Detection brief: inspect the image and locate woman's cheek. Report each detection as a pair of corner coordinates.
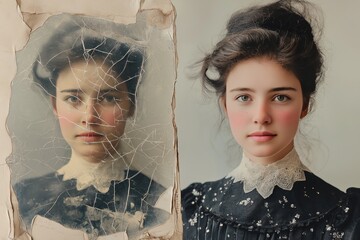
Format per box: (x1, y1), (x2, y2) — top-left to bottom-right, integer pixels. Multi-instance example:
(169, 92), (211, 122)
(58, 110), (79, 128)
(227, 110), (248, 132)
(276, 109), (301, 127)
(57, 115), (77, 140)
(101, 109), (124, 126)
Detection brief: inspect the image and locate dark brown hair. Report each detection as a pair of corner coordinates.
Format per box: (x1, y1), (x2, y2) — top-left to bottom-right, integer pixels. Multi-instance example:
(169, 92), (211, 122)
(200, 0), (323, 110)
(33, 18), (145, 111)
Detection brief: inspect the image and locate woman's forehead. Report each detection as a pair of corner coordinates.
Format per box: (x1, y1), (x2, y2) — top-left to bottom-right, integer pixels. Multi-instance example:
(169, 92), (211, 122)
(56, 60), (126, 92)
(226, 58), (301, 91)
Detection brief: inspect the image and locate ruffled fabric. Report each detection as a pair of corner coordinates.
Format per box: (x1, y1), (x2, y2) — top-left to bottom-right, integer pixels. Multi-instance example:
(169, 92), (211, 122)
(57, 157), (126, 193)
(227, 148), (308, 198)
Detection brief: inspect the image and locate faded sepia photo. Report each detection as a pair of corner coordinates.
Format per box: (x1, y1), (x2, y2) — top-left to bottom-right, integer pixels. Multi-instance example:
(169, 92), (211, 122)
(6, 6), (177, 240)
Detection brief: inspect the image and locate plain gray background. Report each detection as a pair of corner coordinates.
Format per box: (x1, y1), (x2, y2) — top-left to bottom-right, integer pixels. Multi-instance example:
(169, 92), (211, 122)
(173, 0), (360, 190)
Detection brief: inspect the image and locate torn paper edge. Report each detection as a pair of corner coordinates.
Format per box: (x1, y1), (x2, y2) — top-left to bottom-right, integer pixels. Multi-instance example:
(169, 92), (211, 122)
(0, 0), (181, 239)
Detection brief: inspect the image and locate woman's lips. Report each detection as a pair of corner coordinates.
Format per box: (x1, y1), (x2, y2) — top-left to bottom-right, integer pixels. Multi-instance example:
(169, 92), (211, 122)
(76, 132), (104, 142)
(248, 131), (277, 142)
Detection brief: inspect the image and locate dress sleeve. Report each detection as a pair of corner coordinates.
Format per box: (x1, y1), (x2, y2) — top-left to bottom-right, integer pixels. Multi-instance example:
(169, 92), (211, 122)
(343, 188), (360, 239)
(181, 183), (203, 224)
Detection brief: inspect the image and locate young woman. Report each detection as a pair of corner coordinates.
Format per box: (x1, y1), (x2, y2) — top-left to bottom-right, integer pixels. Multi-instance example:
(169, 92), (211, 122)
(182, 0), (360, 239)
(13, 18), (169, 239)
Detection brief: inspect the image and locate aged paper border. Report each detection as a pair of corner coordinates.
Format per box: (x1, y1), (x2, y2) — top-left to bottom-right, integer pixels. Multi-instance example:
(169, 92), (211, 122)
(0, 0), (181, 239)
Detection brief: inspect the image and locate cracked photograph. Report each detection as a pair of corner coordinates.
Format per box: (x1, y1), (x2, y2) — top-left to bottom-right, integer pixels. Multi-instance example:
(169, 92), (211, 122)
(6, 7), (177, 240)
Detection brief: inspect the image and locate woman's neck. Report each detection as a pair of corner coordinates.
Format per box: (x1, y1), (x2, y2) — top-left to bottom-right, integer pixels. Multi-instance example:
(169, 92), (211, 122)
(69, 150), (118, 164)
(244, 141), (294, 165)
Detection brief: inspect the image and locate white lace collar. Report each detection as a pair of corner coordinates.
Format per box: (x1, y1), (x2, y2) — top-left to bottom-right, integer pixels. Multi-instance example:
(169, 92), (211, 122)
(57, 156), (126, 193)
(227, 148), (309, 199)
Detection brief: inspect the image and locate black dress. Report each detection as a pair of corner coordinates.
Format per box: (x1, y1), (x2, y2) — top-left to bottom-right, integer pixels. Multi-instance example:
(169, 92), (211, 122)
(182, 172), (360, 239)
(14, 169), (169, 237)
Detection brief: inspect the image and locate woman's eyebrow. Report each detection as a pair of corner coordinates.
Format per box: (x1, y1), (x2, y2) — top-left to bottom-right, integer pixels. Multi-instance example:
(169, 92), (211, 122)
(229, 88), (254, 93)
(98, 89), (120, 94)
(59, 89), (82, 93)
(269, 87), (297, 92)
(229, 87), (297, 93)
(59, 89), (120, 94)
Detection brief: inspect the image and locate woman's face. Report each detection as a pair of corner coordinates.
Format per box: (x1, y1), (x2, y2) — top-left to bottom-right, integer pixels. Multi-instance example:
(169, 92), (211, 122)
(52, 59), (131, 163)
(223, 57), (306, 164)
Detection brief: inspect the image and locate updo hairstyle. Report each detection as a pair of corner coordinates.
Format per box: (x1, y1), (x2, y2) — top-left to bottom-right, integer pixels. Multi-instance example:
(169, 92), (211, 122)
(32, 19), (145, 113)
(201, 0), (323, 111)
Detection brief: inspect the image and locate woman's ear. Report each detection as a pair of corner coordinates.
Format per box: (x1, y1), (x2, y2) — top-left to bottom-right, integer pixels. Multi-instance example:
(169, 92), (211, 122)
(126, 102), (135, 118)
(300, 100), (310, 119)
(50, 96), (58, 116)
(300, 107), (308, 119)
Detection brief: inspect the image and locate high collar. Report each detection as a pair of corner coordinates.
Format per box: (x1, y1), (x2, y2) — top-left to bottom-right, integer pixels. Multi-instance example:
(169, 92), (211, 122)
(227, 148), (309, 198)
(57, 156), (126, 193)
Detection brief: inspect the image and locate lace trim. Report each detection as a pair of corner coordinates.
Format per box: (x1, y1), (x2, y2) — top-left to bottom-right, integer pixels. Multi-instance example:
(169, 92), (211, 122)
(227, 148), (309, 199)
(57, 157), (126, 193)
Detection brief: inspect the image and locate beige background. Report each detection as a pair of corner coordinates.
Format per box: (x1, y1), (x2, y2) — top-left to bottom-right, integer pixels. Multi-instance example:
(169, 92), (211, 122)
(173, 0), (360, 190)
(0, 0), (178, 239)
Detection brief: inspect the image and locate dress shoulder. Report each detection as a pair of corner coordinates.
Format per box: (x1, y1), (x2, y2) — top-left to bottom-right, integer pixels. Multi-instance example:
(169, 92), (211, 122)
(182, 183), (204, 204)
(181, 182), (204, 222)
(181, 179), (228, 227)
(127, 169), (166, 203)
(342, 187), (360, 239)
(13, 172), (70, 227)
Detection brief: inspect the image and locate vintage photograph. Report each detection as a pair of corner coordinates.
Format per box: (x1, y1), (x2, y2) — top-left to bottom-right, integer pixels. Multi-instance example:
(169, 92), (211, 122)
(5, 4), (177, 239)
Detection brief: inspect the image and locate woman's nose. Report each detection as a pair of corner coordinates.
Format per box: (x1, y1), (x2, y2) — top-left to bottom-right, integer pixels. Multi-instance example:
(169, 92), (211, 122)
(81, 100), (100, 125)
(253, 102), (272, 125)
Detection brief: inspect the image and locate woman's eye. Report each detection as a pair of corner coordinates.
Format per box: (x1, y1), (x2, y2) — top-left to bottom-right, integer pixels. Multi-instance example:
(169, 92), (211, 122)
(100, 95), (117, 103)
(65, 95), (81, 104)
(274, 95), (290, 102)
(236, 95), (250, 102)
